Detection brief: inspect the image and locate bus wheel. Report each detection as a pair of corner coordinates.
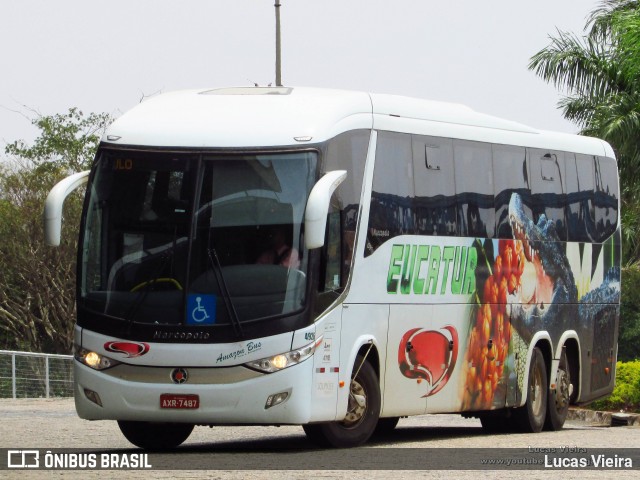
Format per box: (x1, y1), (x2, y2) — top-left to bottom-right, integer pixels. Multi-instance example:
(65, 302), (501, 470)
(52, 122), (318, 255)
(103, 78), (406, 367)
(514, 347), (547, 433)
(117, 421), (193, 450)
(544, 350), (571, 431)
(303, 356), (380, 448)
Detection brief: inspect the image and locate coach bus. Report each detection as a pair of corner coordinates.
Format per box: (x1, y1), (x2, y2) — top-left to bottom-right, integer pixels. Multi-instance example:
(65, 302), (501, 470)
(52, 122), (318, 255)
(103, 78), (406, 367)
(44, 87), (620, 449)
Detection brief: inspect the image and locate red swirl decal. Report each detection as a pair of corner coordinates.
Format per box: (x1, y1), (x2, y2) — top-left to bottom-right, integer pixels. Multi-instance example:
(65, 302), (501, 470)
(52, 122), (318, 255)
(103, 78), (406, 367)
(104, 341), (150, 358)
(398, 326), (458, 397)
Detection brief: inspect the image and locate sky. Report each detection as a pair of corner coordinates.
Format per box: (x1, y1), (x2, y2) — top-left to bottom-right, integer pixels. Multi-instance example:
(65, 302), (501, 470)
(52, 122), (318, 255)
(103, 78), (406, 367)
(0, 0), (601, 148)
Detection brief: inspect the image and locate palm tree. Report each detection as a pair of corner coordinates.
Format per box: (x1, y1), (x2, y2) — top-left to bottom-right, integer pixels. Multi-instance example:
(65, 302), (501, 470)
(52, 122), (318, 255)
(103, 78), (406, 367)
(529, 0), (640, 263)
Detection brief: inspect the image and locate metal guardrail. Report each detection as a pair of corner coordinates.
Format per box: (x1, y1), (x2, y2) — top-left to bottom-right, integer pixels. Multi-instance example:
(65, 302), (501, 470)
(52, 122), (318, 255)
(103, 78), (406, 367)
(0, 350), (73, 398)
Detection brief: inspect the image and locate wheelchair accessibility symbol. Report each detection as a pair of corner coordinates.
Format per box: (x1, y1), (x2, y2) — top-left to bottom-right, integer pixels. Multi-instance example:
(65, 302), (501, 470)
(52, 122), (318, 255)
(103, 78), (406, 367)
(186, 294), (216, 325)
(192, 297), (209, 322)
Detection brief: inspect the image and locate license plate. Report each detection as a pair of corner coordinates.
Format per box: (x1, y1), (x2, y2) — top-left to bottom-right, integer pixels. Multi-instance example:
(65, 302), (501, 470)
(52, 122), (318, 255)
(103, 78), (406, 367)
(160, 394), (200, 409)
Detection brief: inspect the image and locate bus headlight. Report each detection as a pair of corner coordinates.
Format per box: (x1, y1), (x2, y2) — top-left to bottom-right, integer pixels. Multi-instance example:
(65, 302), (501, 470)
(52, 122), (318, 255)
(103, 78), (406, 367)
(74, 347), (121, 371)
(244, 338), (320, 373)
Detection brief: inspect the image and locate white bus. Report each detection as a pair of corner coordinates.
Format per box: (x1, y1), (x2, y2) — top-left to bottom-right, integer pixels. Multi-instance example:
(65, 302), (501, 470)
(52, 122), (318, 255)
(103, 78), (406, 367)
(45, 87), (620, 449)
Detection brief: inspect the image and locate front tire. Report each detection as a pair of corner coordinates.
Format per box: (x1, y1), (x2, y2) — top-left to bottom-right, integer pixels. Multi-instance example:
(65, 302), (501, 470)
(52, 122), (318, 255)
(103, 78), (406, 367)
(544, 350), (570, 431)
(513, 347), (548, 433)
(303, 355), (380, 448)
(118, 421), (193, 450)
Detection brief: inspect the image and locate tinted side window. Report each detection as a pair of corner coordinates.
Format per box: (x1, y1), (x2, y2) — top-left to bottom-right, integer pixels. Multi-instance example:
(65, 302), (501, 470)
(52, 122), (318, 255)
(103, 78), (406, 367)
(529, 149), (567, 240)
(412, 136), (456, 236)
(493, 144), (530, 238)
(367, 131), (414, 255)
(323, 130), (369, 217)
(593, 156), (619, 241)
(565, 153), (596, 242)
(454, 140), (494, 238)
(323, 130), (370, 281)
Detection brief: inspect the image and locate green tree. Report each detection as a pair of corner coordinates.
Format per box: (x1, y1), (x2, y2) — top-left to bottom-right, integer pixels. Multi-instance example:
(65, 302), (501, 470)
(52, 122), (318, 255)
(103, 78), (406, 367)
(619, 266), (640, 360)
(0, 109), (111, 354)
(529, 0), (640, 263)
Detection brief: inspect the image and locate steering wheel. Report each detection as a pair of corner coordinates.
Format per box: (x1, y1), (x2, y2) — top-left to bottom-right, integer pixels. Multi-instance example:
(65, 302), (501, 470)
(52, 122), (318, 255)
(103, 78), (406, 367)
(131, 277), (183, 292)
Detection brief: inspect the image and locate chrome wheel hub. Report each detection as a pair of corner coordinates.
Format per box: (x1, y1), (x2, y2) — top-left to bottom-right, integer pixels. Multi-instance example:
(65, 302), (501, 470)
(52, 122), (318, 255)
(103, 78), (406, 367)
(531, 368), (543, 417)
(555, 369), (570, 410)
(343, 378), (367, 427)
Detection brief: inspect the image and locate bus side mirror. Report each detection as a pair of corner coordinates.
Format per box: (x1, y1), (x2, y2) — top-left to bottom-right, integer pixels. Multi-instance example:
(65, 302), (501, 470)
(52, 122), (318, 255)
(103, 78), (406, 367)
(43, 170), (90, 246)
(304, 170), (347, 249)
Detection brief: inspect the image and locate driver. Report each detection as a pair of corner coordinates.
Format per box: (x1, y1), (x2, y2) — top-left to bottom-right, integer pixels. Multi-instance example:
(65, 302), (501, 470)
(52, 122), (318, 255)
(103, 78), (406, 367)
(256, 227), (300, 268)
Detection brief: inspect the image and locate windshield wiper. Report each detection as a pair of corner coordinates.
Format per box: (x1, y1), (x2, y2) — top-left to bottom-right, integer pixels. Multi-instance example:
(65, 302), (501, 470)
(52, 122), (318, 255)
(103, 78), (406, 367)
(207, 247), (244, 339)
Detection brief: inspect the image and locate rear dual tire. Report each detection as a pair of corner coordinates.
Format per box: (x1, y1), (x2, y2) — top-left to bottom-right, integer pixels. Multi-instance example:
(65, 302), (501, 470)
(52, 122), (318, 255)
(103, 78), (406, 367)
(480, 347), (571, 434)
(513, 347), (547, 433)
(544, 350), (571, 431)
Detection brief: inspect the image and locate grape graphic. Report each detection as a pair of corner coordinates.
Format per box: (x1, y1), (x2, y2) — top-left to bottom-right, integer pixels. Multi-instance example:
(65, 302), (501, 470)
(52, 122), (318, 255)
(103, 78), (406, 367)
(461, 239), (525, 410)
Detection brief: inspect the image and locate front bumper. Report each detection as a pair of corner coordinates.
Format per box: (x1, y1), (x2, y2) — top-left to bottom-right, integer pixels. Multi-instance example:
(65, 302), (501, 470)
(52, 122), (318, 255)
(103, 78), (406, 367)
(74, 358), (313, 424)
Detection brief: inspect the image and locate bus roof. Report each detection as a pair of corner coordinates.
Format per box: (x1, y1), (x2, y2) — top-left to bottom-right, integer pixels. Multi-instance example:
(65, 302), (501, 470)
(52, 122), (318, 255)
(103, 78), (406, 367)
(102, 86), (614, 158)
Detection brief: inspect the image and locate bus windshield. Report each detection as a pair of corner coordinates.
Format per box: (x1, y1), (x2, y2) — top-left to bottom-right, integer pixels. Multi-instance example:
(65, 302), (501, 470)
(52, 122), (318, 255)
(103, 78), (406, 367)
(79, 149), (317, 329)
